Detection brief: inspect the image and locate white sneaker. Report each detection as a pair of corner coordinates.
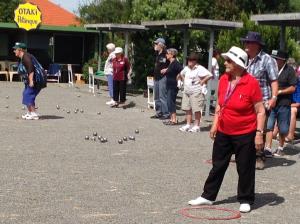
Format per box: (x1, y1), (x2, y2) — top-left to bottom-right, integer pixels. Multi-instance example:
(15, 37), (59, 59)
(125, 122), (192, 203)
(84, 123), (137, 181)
(106, 99), (115, 105)
(21, 112), (30, 119)
(188, 196), (213, 206)
(179, 124), (191, 132)
(30, 112), (39, 120)
(189, 125), (200, 133)
(110, 101), (118, 107)
(239, 203), (251, 213)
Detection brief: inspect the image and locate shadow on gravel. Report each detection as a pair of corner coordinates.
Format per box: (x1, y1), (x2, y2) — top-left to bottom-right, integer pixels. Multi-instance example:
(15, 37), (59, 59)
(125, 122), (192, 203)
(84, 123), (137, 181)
(39, 115), (64, 120)
(122, 101), (136, 109)
(214, 193), (285, 210)
(264, 157), (296, 169)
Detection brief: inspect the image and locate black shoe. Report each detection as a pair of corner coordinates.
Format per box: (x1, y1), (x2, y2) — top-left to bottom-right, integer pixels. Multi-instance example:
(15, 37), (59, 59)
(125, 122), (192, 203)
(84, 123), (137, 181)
(150, 114), (162, 119)
(159, 115), (170, 120)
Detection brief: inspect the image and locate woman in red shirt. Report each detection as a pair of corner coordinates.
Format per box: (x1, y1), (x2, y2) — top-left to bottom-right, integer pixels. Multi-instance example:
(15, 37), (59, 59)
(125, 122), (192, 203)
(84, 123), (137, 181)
(188, 46), (266, 213)
(111, 47), (131, 107)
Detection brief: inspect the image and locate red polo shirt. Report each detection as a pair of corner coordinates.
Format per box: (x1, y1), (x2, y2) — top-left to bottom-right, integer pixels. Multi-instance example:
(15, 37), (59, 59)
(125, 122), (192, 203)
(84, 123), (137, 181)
(218, 72), (262, 135)
(112, 57), (130, 81)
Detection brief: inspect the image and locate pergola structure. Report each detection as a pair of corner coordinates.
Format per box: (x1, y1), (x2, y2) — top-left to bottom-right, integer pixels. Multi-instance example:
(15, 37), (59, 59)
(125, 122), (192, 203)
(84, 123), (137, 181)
(142, 18), (243, 118)
(251, 13), (300, 50)
(84, 23), (146, 70)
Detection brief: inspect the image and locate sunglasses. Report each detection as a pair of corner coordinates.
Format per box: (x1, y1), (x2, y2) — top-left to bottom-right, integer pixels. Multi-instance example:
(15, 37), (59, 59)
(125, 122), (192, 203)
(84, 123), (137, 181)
(225, 59), (233, 63)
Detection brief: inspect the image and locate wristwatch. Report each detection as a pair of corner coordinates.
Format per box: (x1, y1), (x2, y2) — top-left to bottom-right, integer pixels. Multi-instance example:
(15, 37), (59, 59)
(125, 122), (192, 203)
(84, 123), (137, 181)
(278, 90), (282, 95)
(256, 129), (264, 134)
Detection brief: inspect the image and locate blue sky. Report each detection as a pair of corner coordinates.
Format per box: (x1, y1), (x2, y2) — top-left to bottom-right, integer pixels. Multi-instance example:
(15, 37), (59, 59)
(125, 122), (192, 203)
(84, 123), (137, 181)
(51, 0), (81, 14)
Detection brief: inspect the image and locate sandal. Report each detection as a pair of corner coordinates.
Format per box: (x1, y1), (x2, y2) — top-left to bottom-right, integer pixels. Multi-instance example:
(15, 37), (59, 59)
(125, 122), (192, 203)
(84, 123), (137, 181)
(163, 120), (178, 125)
(285, 137), (293, 142)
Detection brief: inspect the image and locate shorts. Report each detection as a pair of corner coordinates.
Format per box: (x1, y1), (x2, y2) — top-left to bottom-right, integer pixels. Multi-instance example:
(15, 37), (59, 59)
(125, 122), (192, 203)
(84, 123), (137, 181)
(22, 86), (41, 107)
(181, 91), (205, 112)
(266, 105), (291, 135)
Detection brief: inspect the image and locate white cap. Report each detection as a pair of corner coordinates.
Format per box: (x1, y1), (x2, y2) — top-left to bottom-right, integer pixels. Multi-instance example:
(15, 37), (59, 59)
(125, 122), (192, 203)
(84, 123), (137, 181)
(221, 46), (248, 69)
(114, 47), (123, 54)
(106, 43), (115, 50)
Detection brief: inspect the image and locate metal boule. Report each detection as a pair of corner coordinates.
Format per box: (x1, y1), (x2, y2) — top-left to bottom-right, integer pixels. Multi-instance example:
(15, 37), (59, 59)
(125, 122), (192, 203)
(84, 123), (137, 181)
(93, 132), (97, 136)
(56, 105), (60, 110)
(135, 129), (139, 134)
(103, 138), (107, 142)
(118, 139), (123, 144)
(91, 136), (96, 141)
(5, 105), (9, 108)
(80, 109), (84, 113)
(85, 135), (90, 140)
(129, 136), (135, 141)
(74, 110), (78, 113)
(77, 95), (81, 97)
(66, 110), (70, 114)
(98, 135), (103, 140)
(123, 136), (128, 141)
(5, 96), (9, 99)
(97, 112), (101, 115)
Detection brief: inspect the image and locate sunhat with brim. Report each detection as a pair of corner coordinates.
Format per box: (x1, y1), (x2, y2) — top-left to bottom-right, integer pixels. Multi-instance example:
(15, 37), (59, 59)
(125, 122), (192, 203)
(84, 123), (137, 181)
(240, 31), (265, 46)
(106, 43), (115, 50)
(114, 47), (123, 54)
(13, 42), (27, 49)
(221, 46), (248, 69)
(271, 49), (288, 61)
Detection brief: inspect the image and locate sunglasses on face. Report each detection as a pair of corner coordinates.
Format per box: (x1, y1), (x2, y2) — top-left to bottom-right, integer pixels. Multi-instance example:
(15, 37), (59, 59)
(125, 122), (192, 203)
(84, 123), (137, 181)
(225, 58), (233, 63)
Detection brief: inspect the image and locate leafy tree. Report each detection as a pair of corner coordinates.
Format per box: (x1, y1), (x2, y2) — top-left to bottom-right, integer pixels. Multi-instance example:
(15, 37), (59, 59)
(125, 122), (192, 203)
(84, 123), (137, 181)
(0, 0), (22, 22)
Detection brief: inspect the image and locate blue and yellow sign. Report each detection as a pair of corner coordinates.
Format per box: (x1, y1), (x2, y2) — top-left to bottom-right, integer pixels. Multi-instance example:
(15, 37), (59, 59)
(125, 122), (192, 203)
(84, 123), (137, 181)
(14, 3), (42, 31)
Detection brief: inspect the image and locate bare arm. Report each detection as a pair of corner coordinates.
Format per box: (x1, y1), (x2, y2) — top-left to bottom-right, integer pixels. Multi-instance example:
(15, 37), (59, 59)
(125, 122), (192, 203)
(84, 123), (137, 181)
(209, 103), (220, 140)
(254, 101), (266, 150)
(268, 80), (278, 109)
(200, 74), (213, 85)
(278, 86), (296, 95)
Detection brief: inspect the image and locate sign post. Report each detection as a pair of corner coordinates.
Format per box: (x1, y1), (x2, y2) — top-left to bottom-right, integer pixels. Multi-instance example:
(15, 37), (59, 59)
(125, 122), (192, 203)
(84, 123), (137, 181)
(14, 3), (42, 31)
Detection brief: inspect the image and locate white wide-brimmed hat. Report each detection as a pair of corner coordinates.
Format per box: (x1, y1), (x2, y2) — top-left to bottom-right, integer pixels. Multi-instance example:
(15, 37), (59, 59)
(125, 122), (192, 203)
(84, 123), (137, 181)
(106, 43), (115, 50)
(221, 46), (248, 69)
(114, 47), (123, 54)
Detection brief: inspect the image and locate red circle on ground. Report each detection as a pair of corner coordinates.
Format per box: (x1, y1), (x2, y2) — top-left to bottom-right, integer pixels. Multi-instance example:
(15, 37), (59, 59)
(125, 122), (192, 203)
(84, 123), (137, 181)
(179, 206), (241, 220)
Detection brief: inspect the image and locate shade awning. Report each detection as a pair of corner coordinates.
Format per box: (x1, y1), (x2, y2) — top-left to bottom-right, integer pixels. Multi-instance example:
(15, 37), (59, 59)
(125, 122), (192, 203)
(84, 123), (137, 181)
(251, 13), (300, 26)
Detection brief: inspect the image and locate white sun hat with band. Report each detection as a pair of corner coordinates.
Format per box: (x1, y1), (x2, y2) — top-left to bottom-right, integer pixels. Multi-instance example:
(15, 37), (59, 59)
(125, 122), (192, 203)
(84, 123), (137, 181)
(221, 46), (248, 69)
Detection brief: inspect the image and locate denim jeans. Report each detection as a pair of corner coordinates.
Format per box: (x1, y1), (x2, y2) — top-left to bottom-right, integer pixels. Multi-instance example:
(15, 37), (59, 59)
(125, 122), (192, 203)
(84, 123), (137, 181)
(154, 76), (169, 116)
(266, 105), (291, 135)
(167, 88), (178, 113)
(106, 75), (114, 98)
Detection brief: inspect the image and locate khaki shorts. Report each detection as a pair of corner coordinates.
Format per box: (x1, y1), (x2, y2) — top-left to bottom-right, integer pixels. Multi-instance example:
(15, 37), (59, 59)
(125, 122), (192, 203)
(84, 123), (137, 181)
(181, 92), (205, 112)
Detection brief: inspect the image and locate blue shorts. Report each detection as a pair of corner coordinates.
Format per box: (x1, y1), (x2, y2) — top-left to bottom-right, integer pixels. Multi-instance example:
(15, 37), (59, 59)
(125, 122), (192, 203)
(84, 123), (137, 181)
(22, 86), (40, 107)
(266, 105), (291, 135)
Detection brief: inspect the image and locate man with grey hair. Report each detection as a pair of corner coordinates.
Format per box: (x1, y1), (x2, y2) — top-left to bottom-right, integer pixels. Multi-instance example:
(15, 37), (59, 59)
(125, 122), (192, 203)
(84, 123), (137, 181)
(151, 38), (170, 119)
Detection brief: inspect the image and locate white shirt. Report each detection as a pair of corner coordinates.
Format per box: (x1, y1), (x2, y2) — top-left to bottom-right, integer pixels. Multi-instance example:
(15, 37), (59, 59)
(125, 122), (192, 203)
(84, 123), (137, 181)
(104, 52), (115, 75)
(212, 57), (219, 78)
(181, 64), (212, 94)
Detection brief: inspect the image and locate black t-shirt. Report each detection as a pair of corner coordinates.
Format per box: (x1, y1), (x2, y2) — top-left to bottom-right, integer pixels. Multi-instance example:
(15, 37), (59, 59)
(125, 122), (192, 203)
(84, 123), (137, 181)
(153, 50), (169, 80)
(21, 52), (34, 74)
(277, 64), (297, 106)
(165, 59), (183, 89)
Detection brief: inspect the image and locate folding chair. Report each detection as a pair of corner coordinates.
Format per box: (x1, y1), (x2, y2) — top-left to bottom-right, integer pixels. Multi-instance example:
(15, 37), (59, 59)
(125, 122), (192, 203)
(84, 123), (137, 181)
(47, 63), (61, 83)
(0, 61), (8, 81)
(8, 62), (19, 82)
(88, 66), (95, 94)
(147, 76), (155, 110)
(67, 64), (73, 86)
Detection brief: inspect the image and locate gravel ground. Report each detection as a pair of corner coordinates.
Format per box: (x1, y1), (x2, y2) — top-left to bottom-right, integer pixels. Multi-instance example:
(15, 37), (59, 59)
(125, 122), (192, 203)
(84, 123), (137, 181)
(0, 82), (299, 224)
